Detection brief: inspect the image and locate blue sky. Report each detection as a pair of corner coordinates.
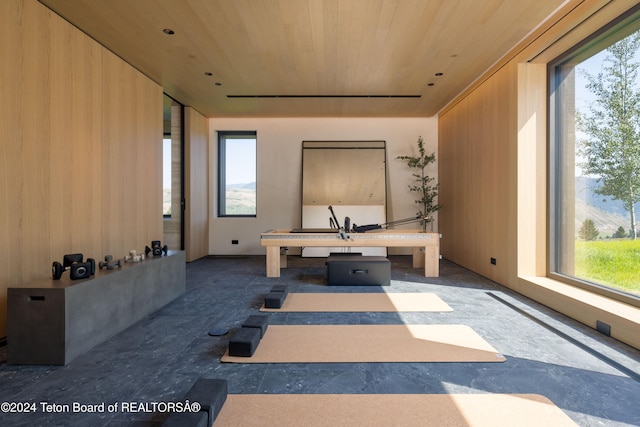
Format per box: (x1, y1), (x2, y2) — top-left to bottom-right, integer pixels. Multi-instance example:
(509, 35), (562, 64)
(224, 138), (256, 185)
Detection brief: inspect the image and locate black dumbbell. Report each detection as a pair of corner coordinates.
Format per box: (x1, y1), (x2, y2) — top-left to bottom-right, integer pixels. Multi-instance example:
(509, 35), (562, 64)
(99, 255), (123, 270)
(145, 240), (168, 256)
(52, 254), (96, 280)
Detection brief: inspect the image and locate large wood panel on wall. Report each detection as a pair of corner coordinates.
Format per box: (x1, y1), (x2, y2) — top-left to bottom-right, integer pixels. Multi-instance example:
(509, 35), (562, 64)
(184, 107), (209, 262)
(101, 48), (163, 256)
(439, 63), (517, 285)
(48, 4), (103, 264)
(302, 141), (386, 206)
(0, 0), (163, 338)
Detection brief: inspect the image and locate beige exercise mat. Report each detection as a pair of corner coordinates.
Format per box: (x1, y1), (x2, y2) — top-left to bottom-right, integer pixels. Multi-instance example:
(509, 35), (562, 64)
(221, 324), (505, 363)
(214, 393), (577, 427)
(260, 292), (453, 312)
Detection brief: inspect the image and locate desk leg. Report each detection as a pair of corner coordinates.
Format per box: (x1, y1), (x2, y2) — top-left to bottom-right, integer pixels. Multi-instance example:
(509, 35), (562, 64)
(265, 246), (281, 277)
(412, 247), (424, 269)
(423, 245), (439, 277)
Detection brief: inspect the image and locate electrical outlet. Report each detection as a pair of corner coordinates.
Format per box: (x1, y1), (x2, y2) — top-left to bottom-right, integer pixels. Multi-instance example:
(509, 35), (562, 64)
(490, 257), (496, 265)
(232, 240), (239, 245)
(596, 320), (611, 336)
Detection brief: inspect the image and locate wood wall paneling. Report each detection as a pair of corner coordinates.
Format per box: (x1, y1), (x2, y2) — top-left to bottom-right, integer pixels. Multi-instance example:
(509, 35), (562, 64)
(517, 63), (548, 277)
(439, 64), (517, 284)
(184, 107), (209, 262)
(0, 0), (25, 336)
(439, 0), (640, 350)
(302, 145), (386, 206)
(0, 0), (163, 338)
(22, 1), (53, 281)
(136, 71), (164, 250)
(102, 50), (129, 255)
(101, 48), (163, 257)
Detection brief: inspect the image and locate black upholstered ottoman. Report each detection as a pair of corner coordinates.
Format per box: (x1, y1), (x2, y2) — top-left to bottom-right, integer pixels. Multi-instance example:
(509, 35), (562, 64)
(326, 255), (391, 286)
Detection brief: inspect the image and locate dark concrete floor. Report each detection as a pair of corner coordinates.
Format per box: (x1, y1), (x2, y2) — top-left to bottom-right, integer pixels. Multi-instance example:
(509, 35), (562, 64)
(1, 255), (640, 426)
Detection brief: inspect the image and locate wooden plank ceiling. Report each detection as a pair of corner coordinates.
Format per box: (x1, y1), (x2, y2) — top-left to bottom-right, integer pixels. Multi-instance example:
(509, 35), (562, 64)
(39, 0), (567, 118)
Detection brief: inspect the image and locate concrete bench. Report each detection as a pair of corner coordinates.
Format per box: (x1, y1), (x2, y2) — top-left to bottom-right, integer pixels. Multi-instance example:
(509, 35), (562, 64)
(7, 251), (186, 365)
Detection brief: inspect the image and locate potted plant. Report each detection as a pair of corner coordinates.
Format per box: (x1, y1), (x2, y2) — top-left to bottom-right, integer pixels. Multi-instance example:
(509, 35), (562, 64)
(396, 136), (441, 232)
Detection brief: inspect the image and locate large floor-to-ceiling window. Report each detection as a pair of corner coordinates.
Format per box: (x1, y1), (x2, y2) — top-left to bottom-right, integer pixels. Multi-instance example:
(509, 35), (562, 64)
(549, 8), (640, 301)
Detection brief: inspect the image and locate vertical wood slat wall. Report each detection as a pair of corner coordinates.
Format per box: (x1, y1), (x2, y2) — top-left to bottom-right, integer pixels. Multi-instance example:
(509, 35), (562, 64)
(0, 0), (163, 337)
(438, 0), (640, 350)
(184, 107), (209, 262)
(438, 0), (640, 288)
(439, 63), (518, 286)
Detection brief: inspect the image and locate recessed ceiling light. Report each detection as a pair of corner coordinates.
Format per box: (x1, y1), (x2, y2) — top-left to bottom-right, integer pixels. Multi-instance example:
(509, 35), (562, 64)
(427, 83), (435, 86)
(204, 72), (213, 76)
(215, 82), (222, 86)
(435, 72), (443, 77)
(162, 28), (175, 35)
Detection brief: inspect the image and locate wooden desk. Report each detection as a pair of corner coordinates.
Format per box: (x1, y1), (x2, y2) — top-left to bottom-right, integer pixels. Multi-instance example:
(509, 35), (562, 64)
(260, 229), (440, 278)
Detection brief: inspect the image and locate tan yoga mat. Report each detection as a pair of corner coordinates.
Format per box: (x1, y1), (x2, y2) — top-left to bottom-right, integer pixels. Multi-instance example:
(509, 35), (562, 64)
(221, 324), (505, 363)
(260, 292), (453, 312)
(214, 393), (577, 427)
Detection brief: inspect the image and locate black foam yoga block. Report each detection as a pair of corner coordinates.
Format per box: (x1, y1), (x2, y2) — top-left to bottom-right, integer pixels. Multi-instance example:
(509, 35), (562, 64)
(229, 327), (261, 357)
(163, 378), (228, 427)
(242, 314), (269, 337)
(162, 411), (208, 427)
(184, 378), (228, 425)
(264, 291), (285, 308)
(270, 284), (288, 296)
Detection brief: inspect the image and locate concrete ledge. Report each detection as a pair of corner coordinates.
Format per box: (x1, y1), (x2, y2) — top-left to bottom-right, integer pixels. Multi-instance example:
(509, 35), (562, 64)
(518, 276), (640, 350)
(7, 251), (186, 365)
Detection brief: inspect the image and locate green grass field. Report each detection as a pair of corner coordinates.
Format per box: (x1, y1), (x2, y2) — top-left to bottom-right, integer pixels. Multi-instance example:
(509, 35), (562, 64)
(225, 188), (256, 215)
(575, 239), (640, 295)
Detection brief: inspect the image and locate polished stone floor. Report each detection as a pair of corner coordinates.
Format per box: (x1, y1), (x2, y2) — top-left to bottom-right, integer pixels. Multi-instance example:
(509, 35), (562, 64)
(1, 255), (640, 426)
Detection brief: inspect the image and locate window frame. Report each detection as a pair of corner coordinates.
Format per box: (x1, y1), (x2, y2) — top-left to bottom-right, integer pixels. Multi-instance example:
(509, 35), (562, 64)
(162, 136), (172, 218)
(217, 131), (257, 217)
(547, 6), (640, 307)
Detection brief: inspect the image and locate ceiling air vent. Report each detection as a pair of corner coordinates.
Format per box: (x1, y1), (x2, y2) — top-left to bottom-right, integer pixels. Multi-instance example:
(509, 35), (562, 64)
(226, 95), (421, 99)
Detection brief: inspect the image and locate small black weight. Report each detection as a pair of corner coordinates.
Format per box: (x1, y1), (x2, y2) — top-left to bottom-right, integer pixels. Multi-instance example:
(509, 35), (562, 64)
(145, 240), (169, 256)
(63, 253), (83, 268)
(70, 259), (95, 280)
(99, 255), (123, 270)
(70, 263), (89, 280)
(52, 254), (96, 280)
(52, 261), (64, 280)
